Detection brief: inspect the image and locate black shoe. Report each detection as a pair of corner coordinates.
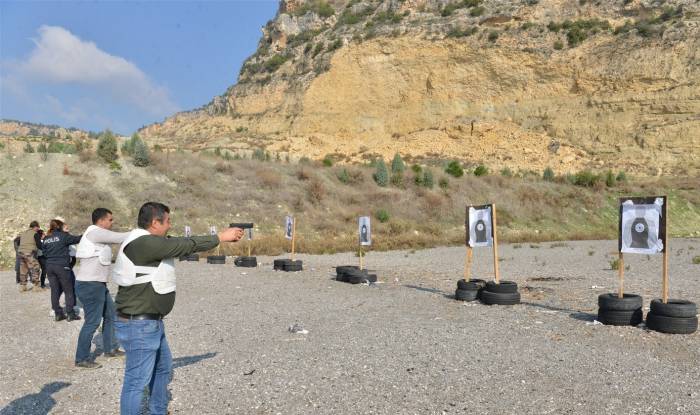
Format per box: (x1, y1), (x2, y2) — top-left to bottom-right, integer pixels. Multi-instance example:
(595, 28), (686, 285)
(104, 349), (126, 359)
(55, 314), (66, 322)
(75, 361), (102, 369)
(67, 313), (81, 321)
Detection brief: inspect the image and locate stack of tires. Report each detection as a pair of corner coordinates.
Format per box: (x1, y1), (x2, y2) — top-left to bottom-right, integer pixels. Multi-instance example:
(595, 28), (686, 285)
(234, 256), (257, 267)
(179, 254), (199, 262)
(455, 279), (486, 302)
(335, 266), (377, 284)
(480, 281), (521, 305)
(597, 293), (643, 326)
(206, 255), (225, 264)
(646, 299), (698, 334)
(273, 259), (303, 272)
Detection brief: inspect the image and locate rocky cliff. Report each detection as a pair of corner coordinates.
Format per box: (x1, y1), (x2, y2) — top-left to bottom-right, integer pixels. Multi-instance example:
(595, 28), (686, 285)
(139, 0), (700, 176)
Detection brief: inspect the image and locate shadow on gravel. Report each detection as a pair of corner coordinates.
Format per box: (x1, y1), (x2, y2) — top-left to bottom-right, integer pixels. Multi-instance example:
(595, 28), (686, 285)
(569, 312), (598, 322)
(0, 381), (70, 415)
(172, 352), (217, 370)
(403, 284), (453, 299)
(520, 301), (597, 322)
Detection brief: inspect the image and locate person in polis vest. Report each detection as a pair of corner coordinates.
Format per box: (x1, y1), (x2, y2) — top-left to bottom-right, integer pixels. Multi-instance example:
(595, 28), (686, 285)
(73, 207), (130, 369)
(112, 201), (244, 415)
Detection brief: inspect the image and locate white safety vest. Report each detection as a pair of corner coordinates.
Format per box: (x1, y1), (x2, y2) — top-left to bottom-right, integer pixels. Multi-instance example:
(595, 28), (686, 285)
(112, 229), (176, 294)
(75, 225), (112, 266)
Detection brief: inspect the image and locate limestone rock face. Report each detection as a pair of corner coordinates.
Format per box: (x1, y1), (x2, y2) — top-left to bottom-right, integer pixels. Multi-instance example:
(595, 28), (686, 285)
(140, 0), (700, 176)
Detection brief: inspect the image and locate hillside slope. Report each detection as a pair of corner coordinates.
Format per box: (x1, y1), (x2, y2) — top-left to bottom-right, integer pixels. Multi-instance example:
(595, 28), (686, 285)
(140, 0), (700, 176)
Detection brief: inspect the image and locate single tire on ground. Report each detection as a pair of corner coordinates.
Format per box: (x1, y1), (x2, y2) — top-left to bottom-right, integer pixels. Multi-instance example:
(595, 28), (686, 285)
(206, 255), (226, 265)
(480, 290), (520, 305)
(180, 254), (199, 262)
(345, 268), (370, 284)
(646, 312), (698, 334)
(365, 274), (377, 283)
(336, 266), (359, 275)
(234, 256), (257, 267)
(485, 281), (519, 294)
(597, 308), (643, 326)
(598, 293), (643, 311)
(649, 299), (697, 318)
(457, 278), (486, 290)
(283, 260), (303, 272)
(455, 288), (479, 302)
(274, 259), (291, 270)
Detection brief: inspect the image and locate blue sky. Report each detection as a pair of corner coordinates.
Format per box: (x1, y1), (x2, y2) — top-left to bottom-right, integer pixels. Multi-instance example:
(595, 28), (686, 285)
(0, 0), (278, 134)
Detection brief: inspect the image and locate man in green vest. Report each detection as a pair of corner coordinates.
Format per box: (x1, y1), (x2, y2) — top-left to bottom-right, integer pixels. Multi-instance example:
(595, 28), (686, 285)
(17, 220), (43, 292)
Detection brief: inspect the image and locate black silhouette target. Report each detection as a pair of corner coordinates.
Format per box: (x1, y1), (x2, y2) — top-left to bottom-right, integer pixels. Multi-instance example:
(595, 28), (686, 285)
(466, 205), (494, 248)
(359, 216), (371, 246)
(619, 196), (666, 255)
(285, 216), (293, 240)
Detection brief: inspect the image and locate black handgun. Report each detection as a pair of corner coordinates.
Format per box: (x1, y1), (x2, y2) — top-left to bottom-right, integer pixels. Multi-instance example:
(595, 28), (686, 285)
(229, 223), (254, 229)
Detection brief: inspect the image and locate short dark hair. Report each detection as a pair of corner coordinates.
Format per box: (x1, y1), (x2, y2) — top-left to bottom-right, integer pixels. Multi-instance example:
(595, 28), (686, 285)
(137, 202), (170, 229)
(29, 221), (39, 228)
(92, 208), (113, 224)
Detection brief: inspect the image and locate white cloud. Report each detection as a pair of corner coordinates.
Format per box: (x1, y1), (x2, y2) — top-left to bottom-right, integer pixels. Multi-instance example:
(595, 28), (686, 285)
(8, 25), (179, 117)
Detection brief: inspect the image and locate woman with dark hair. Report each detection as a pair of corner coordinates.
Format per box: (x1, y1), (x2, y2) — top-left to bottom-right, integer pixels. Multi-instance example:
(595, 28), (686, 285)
(42, 219), (82, 321)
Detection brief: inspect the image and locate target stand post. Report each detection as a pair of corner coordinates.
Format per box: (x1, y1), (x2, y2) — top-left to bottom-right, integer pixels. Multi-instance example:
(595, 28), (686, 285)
(492, 204), (500, 284)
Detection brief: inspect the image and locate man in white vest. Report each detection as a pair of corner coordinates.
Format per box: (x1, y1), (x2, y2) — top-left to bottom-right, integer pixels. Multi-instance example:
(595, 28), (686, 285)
(112, 202), (243, 415)
(74, 208), (129, 369)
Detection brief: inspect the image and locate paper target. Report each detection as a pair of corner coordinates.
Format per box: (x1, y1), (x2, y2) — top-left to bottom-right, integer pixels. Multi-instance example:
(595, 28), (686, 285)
(467, 205), (493, 248)
(359, 216), (371, 246)
(619, 197), (665, 255)
(184, 226), (191, 238)
(209, 225), (217, 236)
(285, 216), (293, 240)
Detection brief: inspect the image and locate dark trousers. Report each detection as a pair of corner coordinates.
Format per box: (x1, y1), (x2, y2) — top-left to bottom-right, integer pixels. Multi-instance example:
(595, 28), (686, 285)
(75, 281), (118, 362)
(47, 264), (76, 315)
(38, 257), (47, 287)
(15, 253), (20, 283)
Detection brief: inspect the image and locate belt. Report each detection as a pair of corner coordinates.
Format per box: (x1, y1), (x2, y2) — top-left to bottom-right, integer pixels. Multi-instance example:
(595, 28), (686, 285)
(117, 312), (163, 321)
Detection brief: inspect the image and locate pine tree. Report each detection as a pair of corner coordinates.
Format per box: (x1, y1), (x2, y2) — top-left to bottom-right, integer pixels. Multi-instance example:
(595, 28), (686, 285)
(373, 159), (389, 187)
(97, 130), (118, 163)
(132, 138), (151, 167)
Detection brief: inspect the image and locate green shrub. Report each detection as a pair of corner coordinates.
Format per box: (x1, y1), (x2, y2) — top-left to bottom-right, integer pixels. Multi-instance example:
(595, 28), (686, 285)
(473, 164), (488, 176)
(153, 144), (163, 153)
(573, 169), (600, 187)
(133, 138), (151, 167)
(616, 171), (627, 183)
(97, 130), (118, 163)
(391, 153), (405, 175)
(252, 148), (270, 161)
(390, 172), (404, 188)
(37, 142), (48, 154)
(692, 256), (700, 265)
(328, 39), (343, 51)
(553, 40), (564, 50)
(109, 160), (122, 171)
(609, 258), (620, 270)
(447, 26), (478, 38)
(373, 159), (389, 187)
(488, 31), (499, 42)
(445, 160), (464, 178)
(439, 177), (449, 189)
(470, 6), (485, 16)
(24, 142), (35, 153)
(293, 0), (334, 17)
(605, 170), (616, 187)
(376, 209), (390, 223)
(47, 141), (65, 153)
(322, 155), (333, 167)
(264, 54), (288, 72)
(337, 168), (350, 184)
(500, 167), (513, 177)
(62, 143), (77, 154)
(542, 167), (555, 181)
(214, 147), (222, 157)
(411, 164), (422, 174)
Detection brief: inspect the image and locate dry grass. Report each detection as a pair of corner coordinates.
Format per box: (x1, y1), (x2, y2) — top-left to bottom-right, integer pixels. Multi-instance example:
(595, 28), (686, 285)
(48, 151), (700, 255)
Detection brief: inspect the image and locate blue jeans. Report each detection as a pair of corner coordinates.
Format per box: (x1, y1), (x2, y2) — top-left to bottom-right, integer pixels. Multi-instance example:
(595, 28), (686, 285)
(75, 281), (118, 362)
(114, 319), (172, 415)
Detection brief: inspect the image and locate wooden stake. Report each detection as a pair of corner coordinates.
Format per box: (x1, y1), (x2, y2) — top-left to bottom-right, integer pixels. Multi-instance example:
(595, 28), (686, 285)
(618, 252), (624, 299)
(359, 247), (364, 271)
(492, 204), (500, 283)
(291, 218), (296, 262)
(247, 243), (251, 257)
(464, 246), (472, 281)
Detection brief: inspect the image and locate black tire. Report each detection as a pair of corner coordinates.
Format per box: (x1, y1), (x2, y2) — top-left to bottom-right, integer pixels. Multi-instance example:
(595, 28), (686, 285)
(283, 260), (303, 272)
(649, 299), (697, 318)
(597, 308), (643, 326)
(180, 254), (199, 262)
(274, 259), (291, 270)
(455, 288), (479, 302)
(480, 290), (520, 305)
(598, 293), (643, 311)
(234, 256), (257, 267)
(346, 274), (365, 284)
(646, 312), (698, 334)
(206, 255), (226, 265)
(485, 281), (518, 294)
(336, 273), (348, 282)
(366, 274), (377, 283)
(336, 266), (359, 275)
(457, 279), (486, 290)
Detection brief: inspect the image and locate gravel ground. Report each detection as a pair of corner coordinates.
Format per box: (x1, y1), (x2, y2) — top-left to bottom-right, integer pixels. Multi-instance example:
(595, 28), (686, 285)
(1, 239), (699, 415)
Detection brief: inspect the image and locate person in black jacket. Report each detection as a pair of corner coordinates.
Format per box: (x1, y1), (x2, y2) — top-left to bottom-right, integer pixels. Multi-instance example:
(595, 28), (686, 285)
(37, 229), (48, 288)
(42, 219), (82, 321)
